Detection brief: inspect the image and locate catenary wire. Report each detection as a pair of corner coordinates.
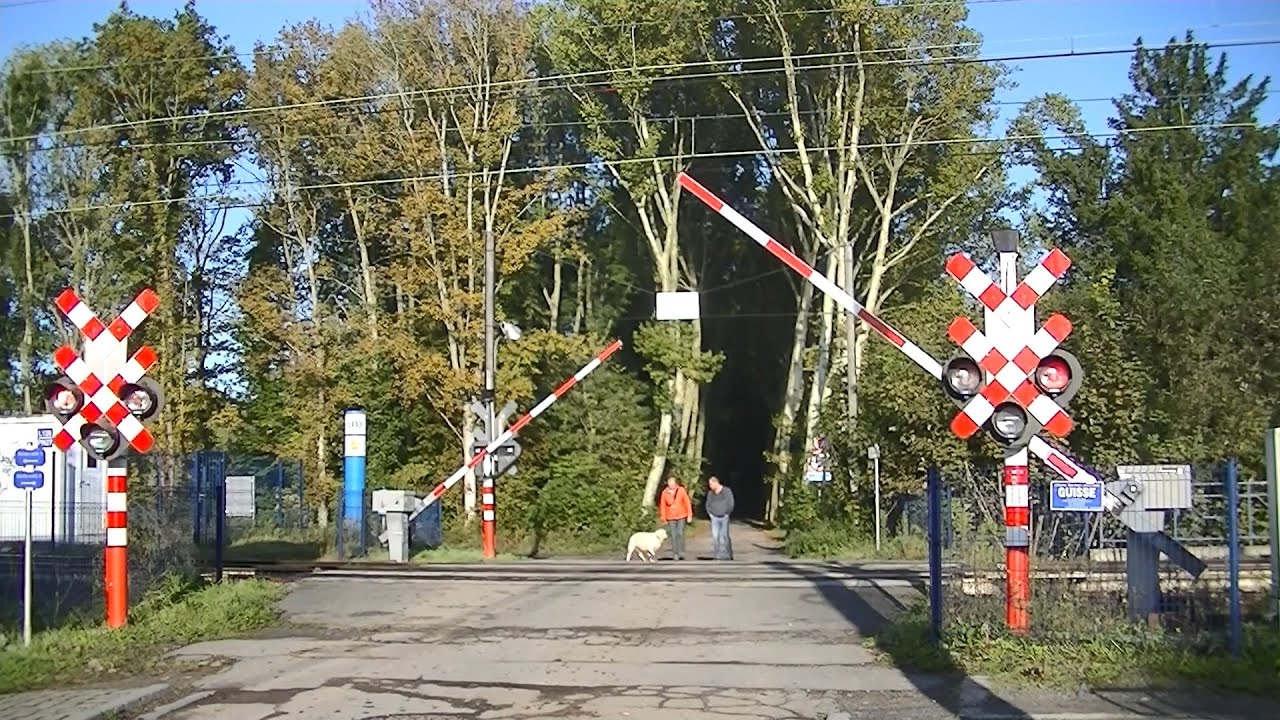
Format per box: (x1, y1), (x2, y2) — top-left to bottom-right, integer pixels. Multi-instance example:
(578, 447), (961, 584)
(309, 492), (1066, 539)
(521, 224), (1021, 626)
(15, 88), (1271, 155)
(5, 32), (1276, 143)
(0, 0), (1064, 77)
(2, 121), (1260, 219)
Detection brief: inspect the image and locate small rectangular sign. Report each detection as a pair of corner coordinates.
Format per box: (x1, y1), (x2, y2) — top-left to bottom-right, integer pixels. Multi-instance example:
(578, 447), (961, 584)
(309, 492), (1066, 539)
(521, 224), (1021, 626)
(13, 470), (44, 490)
(37, 428), (53, 447)
(1049, 481), (1104, 512)
(225, 475), (256, 518)
(14, 447), (46, 467)
(343, 435), (366, 458)
(343, 410), (367, 436)
(655, 291), (700, 321)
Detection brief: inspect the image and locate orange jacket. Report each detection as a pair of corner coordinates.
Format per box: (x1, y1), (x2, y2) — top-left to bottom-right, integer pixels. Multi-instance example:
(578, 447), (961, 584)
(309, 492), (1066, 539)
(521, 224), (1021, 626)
(659, 485), (693, 522)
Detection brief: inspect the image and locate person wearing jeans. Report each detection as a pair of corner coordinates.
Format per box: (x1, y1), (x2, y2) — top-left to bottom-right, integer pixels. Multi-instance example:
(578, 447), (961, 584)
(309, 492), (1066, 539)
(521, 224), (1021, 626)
(658, 475), (692, 560)
(705, 475), (735, 560)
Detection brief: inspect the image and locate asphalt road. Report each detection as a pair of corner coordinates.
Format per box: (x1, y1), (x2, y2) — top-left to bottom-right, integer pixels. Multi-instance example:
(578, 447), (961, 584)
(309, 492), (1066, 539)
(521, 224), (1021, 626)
(127, 524), (1275, 720)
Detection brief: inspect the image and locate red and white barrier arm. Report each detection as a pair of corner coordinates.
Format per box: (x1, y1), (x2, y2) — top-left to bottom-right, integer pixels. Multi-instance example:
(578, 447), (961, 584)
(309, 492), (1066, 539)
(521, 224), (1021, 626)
(406, 339), (624, 522)
(677, 172), (1112, 489)
(676, 173), (942, 380)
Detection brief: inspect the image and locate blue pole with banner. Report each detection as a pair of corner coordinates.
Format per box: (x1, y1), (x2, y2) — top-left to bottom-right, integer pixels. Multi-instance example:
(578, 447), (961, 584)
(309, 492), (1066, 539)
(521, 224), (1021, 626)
(343, 408), (367, 556)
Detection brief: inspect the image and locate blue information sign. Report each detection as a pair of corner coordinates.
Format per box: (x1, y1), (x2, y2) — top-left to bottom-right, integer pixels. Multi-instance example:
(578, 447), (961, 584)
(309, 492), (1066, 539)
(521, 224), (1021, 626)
(1049, 481), (1104, 512)
(14, 447), (46, 467)
(13, 470), (44, 490)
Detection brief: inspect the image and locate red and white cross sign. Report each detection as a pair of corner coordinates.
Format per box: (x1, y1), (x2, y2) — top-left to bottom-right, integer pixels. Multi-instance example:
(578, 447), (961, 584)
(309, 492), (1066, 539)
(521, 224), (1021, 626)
(51, 289), (160, 453)
(944, 250), (1074, 439)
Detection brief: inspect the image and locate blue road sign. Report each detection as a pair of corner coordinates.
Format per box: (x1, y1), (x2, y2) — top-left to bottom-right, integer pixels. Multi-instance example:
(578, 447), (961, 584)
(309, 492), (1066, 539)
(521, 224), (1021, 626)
(13, 470), (44, 490)
(14, 447), (46, 467)
(1050, 481), (1104, 512)
(37, 428), (53, 447)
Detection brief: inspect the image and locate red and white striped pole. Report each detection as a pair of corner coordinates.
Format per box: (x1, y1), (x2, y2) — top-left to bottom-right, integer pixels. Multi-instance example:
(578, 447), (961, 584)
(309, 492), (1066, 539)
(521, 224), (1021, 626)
(993, 247), (1033, 634)
(105, 465), (128, 628)
(406, 339), (624, 525)
(481, 472), (496, 557)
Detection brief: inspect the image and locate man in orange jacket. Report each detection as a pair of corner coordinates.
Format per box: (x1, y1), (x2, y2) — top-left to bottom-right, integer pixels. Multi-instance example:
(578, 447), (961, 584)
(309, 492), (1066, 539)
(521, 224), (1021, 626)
(658, 474), (693, 560)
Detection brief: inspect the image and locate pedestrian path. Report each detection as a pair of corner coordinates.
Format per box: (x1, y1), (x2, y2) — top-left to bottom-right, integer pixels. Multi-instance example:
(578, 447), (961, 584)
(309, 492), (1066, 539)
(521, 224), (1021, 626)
(679, 519), (783, 561)
(0, 683), (167, 720)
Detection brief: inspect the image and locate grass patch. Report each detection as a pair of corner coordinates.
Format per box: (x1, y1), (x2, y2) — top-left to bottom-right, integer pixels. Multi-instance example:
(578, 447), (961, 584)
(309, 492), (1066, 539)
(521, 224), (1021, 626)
(870, 604), (1280, 698)
(781, 524), (931, 561)
(0, 573), (284, 694)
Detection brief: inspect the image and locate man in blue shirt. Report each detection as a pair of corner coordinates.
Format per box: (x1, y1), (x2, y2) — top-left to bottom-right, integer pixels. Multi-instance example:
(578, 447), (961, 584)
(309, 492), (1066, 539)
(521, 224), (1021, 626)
(704, 475), (735, 560)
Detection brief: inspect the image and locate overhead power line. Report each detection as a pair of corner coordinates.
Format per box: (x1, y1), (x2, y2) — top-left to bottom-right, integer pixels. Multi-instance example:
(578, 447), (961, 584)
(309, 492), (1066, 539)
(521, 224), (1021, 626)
(15, 88), (1269, 156)
(5, 33), (1277, 144)
(0, 0), (1036, 76)
(5, 121), (1258, 219)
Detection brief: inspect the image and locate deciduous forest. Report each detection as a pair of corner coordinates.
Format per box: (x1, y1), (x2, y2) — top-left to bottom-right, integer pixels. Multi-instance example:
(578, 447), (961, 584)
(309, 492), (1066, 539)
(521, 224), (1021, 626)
(2, 0), (1277, 553)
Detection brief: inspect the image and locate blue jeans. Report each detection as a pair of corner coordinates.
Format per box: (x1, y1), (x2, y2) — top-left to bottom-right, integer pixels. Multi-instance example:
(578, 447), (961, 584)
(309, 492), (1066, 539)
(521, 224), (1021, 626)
(710, 514), (732, 560)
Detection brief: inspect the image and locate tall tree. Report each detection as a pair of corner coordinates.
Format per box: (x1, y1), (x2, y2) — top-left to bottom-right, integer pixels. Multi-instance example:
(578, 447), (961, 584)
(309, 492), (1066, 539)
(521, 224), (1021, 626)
(541, 0), (724, 505)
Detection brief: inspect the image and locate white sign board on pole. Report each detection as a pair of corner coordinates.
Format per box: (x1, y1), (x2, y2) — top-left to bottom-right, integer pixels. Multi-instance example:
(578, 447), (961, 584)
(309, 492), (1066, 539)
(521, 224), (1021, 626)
(224, 475), (256, 518)
(655, 291), (700, 321)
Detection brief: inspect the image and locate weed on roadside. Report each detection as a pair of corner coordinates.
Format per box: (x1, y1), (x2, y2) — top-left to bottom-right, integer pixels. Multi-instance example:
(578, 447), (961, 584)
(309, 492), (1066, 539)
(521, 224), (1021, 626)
(0, 574), (283, 695)
(870, 604), (1280, 699)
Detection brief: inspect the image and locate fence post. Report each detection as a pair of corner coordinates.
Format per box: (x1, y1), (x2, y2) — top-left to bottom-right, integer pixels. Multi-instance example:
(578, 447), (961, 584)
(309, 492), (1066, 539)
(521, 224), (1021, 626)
(335, 488), (346, 562)
(297, 462), (306, 531)
(927, 464), (944, 646)
(1265, 427), (1279, 629)
(214, 467), (226, 582)
(274, 460), (285, 530)
(1225, 458), (1242, 657)
(190, 452), (203, 544)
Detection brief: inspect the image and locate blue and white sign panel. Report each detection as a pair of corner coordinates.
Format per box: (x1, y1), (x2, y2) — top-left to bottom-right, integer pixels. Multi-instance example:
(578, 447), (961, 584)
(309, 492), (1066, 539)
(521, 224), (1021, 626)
(13, 470), (44, 490)
(1049, 480), (1104, 512)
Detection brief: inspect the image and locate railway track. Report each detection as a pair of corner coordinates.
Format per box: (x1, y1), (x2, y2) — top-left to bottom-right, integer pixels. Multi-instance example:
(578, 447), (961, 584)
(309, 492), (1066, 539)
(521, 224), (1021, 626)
(208, 556), (1273, 583)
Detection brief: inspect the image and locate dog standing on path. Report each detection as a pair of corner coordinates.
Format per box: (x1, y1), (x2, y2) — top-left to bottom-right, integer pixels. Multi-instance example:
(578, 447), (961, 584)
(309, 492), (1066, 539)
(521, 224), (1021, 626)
(625, 528), (668, 562)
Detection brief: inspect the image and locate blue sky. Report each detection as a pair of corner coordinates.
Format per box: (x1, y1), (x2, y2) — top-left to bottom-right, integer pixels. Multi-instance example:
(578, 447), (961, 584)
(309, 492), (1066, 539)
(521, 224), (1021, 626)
(1, 0), (1277, 229)
(3, 0), (1276, 129)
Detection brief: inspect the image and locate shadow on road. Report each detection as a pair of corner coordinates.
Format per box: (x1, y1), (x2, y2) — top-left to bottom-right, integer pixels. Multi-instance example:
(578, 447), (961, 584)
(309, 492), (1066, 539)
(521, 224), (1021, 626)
(764, 560), (1033, 719)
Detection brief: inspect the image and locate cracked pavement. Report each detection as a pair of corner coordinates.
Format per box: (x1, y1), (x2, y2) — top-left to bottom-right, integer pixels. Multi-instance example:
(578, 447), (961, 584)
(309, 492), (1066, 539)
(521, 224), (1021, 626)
(117, 525), (1275, 720)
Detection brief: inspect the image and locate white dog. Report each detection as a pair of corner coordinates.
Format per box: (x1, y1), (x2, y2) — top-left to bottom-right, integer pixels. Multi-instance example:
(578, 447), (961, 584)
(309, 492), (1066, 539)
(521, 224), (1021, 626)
(625, 528), (668, 562)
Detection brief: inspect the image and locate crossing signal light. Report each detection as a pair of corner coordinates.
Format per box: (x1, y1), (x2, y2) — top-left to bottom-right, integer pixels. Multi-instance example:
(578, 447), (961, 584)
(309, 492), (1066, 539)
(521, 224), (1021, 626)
(44, 379), (84, 422)
(118, 377), (164, 421)
(989, 403), (1032, 448)
(81, 423), (127, 461)
(941, 353), (983, 403)
(1033, 350), (1082, 406)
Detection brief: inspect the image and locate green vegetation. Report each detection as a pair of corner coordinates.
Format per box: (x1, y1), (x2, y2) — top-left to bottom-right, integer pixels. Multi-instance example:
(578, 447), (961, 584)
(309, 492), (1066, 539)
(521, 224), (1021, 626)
(0, 575), (283, 694)
(0, 1), (1275, 554)
(872, 605), (1280, 699)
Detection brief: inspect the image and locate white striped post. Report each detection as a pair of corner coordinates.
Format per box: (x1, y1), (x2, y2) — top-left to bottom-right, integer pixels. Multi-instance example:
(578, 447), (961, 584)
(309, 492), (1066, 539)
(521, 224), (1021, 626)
(105, 466), (128, 628)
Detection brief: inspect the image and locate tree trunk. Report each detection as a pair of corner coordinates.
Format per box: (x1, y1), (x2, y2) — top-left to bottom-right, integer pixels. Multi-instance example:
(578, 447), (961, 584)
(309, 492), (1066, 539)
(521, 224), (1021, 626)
(642, 365), (688, 506)
(802, 253), (841, 451)
(767, 276), (815, 523)
(316, 387), (330, 529)
(346, 188), (379, 339)
(843, 243), (859, 422)
(19, 216), (34, 414)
